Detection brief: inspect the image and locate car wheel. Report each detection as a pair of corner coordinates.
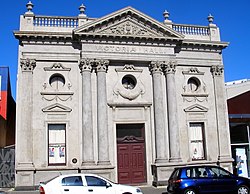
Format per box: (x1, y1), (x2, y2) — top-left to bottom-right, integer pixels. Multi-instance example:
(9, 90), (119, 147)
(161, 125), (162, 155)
(183, 188), (196, 194)
(238, 185), (249, 194)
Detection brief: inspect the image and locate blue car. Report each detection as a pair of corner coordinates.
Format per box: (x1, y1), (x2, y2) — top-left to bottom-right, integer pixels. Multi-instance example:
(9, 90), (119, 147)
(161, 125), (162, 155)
(167, 165), (250, 194)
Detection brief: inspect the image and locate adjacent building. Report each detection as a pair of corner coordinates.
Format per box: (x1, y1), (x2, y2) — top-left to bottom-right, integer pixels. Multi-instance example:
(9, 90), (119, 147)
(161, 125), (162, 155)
(0, 66), (16, 188)
(14, 2), (233, 188)
(226, 79), (250, 177)
(0, 67), (15, 148)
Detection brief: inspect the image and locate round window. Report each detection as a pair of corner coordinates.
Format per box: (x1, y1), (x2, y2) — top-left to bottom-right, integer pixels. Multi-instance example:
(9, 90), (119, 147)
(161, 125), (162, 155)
(49, 73), (65, 90)
(187, 77), (200, 92)
(122, 75), (137, 90)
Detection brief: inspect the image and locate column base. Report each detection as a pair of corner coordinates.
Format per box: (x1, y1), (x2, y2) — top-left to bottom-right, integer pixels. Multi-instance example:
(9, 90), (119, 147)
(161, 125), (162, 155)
(169, 157), (182, 163)
(155, 158), (168, 164)
(97, 160), (111, 166)
(218, 155), (234, 162)
(81, 161), (95, 166)
(16, 162), (35, 171)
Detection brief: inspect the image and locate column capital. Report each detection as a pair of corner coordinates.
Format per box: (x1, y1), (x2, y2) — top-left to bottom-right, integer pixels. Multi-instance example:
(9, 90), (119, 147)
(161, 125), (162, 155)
(79, 58), (92, 73)
(164, 60), (177, 74)
(95, 59), (109, 73)
(20, 58), (36, 72)
(149, 61), (165, 74)
(211, 65), (224, 77)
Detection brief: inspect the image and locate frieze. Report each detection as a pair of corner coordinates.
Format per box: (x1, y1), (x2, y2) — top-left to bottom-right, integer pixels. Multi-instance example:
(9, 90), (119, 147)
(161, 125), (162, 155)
(82, 44), (171, 55)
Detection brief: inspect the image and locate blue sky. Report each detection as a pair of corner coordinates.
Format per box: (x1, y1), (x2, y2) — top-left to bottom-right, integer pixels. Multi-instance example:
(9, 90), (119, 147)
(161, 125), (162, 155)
(1, 0), (249, 100)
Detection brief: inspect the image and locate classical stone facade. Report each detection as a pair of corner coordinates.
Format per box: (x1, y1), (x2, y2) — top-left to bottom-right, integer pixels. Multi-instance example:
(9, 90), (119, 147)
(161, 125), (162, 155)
(14, 2), (233, 188)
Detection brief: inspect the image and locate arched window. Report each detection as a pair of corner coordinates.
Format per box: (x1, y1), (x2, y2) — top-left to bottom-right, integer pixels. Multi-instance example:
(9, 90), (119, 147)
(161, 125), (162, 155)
(49, 73), (65, 90)
(187, 77), (200, 92)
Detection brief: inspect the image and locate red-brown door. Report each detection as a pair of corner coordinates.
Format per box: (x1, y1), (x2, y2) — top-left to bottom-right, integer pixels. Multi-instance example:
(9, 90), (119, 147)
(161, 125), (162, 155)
(116, 124), (146, 184)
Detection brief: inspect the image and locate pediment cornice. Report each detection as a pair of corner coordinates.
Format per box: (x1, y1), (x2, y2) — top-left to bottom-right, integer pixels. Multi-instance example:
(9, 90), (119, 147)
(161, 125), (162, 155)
(74, 6), (184, 41)
(184, 104), (208, 112)
(42, 103), (72, 112)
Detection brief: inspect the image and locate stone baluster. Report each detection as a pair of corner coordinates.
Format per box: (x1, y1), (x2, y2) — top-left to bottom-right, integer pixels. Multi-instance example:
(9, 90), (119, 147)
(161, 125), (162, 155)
(79, 59), (95, 165)
(95, 59), (111, 165)
(149, 61), (168, 163)
(164, 60), (181, 162)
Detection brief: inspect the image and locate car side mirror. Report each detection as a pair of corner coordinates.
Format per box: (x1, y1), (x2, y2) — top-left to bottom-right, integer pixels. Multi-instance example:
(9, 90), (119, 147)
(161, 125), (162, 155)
(106, 182), (112, 188)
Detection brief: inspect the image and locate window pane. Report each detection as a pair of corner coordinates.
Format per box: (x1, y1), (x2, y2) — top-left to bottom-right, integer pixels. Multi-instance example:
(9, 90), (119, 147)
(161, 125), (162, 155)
(116, 124), (144, 138)
(230, 124), (248, 144)
(48, 124), (66, 165)
(190, 123), (205, 160)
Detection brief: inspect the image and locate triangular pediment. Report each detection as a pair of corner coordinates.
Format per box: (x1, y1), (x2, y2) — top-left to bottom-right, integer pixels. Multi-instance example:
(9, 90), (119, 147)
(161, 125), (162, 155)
(74, 7), (184, 40)
(184, 104), (208, 112)
(42, 103), (72, 112)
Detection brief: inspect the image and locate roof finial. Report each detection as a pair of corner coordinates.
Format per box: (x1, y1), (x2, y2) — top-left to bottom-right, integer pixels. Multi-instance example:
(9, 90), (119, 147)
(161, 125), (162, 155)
(207, 14), (214, 24)
(26, 1), (34, 13)
(163, 10), (170, 20)
(79, 4), (86, 17)
(163, 10), (172, 26)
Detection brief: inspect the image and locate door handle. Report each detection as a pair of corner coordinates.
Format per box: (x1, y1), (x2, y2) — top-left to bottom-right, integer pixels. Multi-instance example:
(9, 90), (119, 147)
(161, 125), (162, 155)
(64, 189), (69, 191)
(88, 189), (93, 192)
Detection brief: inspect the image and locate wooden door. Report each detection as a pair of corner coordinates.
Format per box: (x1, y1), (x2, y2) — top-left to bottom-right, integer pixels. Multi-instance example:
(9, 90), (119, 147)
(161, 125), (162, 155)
(117, 124), (146, 184)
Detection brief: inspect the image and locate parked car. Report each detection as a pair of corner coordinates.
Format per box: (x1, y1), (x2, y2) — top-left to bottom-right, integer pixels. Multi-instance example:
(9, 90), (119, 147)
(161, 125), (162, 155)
(167, 165), (250, 194)
(39, 173), (143, 194)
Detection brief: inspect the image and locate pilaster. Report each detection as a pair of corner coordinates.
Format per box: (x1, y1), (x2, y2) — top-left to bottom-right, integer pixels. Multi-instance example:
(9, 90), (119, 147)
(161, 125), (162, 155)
(211, 65), (232, 163)
(15, 58), (36, 187)
(94, 59), (111, 165)
(149, 61), (168, 163)
(164, 60), (181, 162)
(79, 59), (95, 165)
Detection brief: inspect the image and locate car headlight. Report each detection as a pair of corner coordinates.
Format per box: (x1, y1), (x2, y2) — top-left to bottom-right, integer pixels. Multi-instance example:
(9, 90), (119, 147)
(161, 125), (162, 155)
(136, 188), (142, 193)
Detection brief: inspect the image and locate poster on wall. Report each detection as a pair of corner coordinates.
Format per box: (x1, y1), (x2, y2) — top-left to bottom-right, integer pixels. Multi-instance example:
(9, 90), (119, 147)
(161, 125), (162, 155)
(49, 145), (66, 164)
(236, 148), (248, 178)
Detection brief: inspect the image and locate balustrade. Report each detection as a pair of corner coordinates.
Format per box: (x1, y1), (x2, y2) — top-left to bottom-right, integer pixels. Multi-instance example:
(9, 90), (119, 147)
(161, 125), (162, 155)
(173, 24), (210, 36)
(34, 16), (78, 28)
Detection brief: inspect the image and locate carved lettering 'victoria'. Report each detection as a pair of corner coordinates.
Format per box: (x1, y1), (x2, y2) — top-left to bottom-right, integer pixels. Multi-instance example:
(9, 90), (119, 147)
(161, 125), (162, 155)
(93, 45), (169, 55)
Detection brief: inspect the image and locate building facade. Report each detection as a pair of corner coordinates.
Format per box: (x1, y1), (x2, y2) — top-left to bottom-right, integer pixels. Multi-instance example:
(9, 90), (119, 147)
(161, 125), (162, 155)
(14, 2), (233, 188)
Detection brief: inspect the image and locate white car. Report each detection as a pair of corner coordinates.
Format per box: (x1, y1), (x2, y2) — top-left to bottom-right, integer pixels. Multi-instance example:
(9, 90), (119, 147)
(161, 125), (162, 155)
(39, 173), (143, 194)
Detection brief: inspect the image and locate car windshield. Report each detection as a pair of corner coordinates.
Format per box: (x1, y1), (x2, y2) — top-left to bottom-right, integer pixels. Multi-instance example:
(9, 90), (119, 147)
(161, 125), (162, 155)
(207, 167), (232, 177)
(41, 175), (59, 184)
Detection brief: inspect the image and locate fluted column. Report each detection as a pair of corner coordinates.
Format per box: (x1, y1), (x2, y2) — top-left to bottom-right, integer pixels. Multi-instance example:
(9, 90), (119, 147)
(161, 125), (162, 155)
(164, 60), (181, 162)
(211, 65), (232, 162)
(95, 59), (110, 165)
(17, 58), (36, 169)
(149, 61), (168, 163)
(79, 59), (94, 165)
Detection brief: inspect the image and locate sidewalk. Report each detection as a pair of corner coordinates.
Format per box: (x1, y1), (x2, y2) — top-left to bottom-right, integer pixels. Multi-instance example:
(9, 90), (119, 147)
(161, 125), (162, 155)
(140, 186), (167, 194)
(1, 186), (167, 194)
